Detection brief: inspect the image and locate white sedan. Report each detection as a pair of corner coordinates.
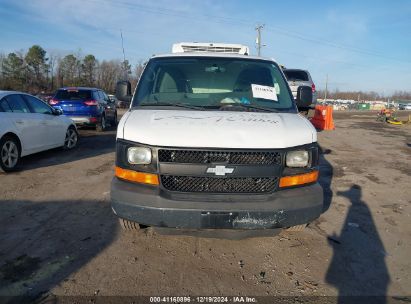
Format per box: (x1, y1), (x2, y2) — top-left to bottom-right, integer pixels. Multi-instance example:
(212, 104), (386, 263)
(0, 91), (78, 172)
(399, 103), (411, 110)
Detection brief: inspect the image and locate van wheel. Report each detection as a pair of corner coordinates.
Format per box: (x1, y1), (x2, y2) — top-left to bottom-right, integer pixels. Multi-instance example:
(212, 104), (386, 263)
(119, 218), (141, 230)
(96, 115), (106, 132)
(286, 224), (307, 231)
(0, 136), (21, 172)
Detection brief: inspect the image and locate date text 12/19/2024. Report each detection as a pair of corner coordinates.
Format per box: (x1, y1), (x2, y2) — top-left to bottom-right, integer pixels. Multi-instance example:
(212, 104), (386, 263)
(150, 296), (257, 303)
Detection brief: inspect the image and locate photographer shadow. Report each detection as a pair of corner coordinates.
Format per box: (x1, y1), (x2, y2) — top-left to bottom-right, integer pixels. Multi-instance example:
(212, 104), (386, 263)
(318, 144), (333, 213)
(325, 185), (390, 303)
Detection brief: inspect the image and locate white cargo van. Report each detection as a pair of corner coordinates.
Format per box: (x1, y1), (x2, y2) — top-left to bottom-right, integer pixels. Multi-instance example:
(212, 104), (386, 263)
(111, 43), (323, 232)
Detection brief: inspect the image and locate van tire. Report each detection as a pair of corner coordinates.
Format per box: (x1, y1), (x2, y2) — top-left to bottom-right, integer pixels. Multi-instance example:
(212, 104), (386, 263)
(286, 224), (307, 231)
(119, 218), (141, 230)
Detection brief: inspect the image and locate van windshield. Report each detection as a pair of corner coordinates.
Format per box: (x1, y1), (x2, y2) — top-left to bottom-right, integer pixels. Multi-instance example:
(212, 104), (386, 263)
(133, 57), (295, 112)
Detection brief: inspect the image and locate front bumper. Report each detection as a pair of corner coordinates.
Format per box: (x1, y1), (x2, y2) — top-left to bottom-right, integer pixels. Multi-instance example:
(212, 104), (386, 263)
(110, 178), (324, 230)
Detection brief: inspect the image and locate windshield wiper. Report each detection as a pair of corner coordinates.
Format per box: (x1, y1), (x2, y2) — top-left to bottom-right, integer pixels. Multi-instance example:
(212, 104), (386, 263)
(139, 102), (205, 110)
(217, 104), (280, 112)
(137, 102), (280, 112)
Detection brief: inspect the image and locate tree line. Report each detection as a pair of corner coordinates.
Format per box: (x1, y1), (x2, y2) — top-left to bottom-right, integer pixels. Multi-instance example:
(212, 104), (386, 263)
(0, 45), (144, 94)
(317, 89), (411, 101)
(1, 45), (410, 100)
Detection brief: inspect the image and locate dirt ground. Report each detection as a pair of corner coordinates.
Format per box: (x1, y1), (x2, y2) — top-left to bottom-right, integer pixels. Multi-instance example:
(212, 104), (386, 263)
(0, 110), (410, 301)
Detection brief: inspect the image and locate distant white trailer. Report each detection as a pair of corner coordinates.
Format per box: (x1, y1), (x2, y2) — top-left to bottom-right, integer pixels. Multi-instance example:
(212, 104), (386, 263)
(172, 42), (250, 55)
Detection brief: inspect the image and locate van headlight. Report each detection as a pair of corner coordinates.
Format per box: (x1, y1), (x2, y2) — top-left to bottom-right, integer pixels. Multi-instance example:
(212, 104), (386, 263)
(286, 150), (309, 167)
(127, 147), (152, 164)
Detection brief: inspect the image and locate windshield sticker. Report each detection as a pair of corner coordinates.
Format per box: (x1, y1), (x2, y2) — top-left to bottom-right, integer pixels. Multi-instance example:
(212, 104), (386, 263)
(220, 97), (251, 105)
(251, 84), (278, 101)
(274, 83), (280, 94)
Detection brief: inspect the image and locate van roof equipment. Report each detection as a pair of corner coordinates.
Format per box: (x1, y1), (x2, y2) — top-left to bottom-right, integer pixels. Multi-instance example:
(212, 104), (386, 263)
(172, 42), (250, 55)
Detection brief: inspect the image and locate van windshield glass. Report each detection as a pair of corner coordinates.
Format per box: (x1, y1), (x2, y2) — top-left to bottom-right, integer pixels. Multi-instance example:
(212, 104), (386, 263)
(133, 57), (295, 111)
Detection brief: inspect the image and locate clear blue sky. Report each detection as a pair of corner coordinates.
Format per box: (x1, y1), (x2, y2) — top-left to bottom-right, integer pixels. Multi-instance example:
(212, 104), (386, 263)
(1, 0), (410, 94)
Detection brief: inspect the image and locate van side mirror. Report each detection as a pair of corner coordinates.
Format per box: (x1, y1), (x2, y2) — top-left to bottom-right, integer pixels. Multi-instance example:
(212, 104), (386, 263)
(115, 81), (132, 103)
(296, 86), (313, 108)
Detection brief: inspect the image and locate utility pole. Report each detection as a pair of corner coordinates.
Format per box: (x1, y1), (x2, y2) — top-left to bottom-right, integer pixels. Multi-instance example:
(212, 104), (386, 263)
(255, 24), (265, 56)
(324, 74), (328, 101)
(120, 29), (126, 63)
(120, 29), (127, 80)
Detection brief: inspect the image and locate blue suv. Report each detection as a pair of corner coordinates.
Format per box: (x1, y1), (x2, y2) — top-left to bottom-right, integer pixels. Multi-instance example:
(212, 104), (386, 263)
(50, 87), (117, 131)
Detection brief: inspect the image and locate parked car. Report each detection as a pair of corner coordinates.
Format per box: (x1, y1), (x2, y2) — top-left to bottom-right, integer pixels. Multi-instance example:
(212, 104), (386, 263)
(398, 103), (411, 110)
(107, 94), (116, 102)
(283, 69), (317, 108)
(109, 94), (129, 109)
(50, 87), (117, 131)
(0, 91), (78, 172)
(111, 42), (322, 233)
(117, 100), (131, 109)
(36, 93), (53, 103)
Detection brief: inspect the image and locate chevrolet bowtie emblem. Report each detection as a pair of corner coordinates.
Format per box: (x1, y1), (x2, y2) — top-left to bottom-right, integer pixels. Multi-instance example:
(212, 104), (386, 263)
(206, 165), (234, 176)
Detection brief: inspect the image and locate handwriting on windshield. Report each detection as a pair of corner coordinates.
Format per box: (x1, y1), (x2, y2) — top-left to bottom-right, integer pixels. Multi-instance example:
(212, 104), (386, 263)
(153, 114), (279, 124)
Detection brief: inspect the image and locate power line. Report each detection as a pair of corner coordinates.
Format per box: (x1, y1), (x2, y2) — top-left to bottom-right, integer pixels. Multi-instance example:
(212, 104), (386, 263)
(262, 25), (409, 64)
(82, 0), (411, 65)
(273, 48), (373, 69)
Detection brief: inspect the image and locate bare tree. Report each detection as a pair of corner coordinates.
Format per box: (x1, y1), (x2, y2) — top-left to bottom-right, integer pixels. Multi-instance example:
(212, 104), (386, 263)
(48, 51), (62, 92)
(97, 60), (122, 93)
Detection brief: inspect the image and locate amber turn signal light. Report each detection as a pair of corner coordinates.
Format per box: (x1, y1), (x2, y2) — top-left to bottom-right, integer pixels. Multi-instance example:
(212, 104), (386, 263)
(279, 170), (319, 188)
(115, 166), (159, 185)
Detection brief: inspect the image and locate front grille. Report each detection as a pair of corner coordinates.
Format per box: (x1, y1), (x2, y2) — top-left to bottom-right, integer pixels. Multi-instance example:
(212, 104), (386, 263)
(161, 175), (278, 193)
(158, 149), (281, 165)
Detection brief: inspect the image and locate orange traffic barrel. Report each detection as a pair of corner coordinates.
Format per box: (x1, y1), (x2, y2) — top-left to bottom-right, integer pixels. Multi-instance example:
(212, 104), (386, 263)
(310, 105), (335, 130)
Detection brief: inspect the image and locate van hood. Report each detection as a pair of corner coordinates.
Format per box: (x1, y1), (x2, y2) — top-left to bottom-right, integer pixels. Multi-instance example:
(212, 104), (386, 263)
(119, 110), (316, 149)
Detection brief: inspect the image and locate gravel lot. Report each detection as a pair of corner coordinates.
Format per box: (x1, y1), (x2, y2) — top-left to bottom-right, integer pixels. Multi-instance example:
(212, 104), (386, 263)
(0, 110), (410, 301)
